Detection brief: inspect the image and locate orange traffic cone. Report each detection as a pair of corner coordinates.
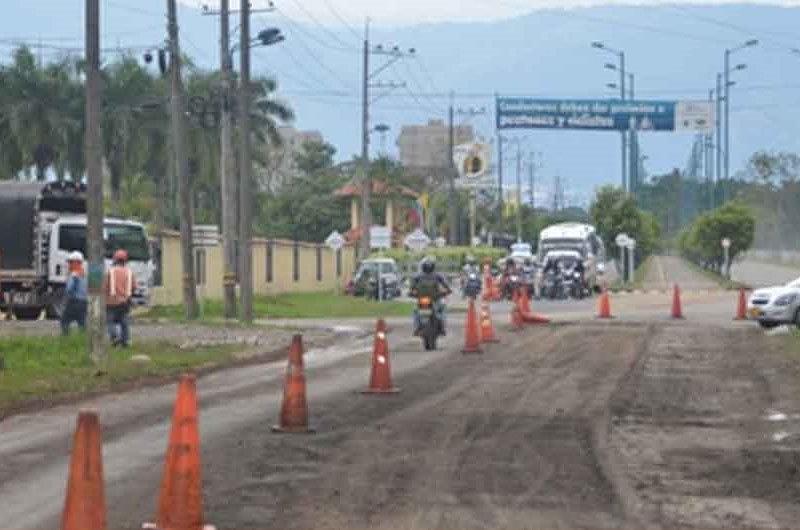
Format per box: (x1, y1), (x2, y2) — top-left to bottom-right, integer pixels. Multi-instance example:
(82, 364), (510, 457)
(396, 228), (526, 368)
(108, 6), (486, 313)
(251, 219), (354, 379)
(482, 268), (492, 302)
(362, 319), (400, 394)
(479, 302), (500, 343)
(62, 411), (106, 530)
(734, 288), (748, 321)
(154, 375), (207, 530)
(597, 289), (613, 319)
(273, 335), (313, 433)
(463, 298), (483, 354)
(671, 284), (684, 319)
(510, 301), (524, 332)
(518, 287), (532, 315)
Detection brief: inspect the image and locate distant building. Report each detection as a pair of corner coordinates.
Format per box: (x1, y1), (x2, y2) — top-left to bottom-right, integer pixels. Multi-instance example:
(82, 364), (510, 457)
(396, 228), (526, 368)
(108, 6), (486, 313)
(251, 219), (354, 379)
(397, 119), (474, 172)
(263, 126), (324, 191)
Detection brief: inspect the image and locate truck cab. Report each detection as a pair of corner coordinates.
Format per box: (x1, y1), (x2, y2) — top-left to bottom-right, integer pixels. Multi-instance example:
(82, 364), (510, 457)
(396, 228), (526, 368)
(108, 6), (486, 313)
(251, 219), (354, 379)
(0, 181), (153, 320)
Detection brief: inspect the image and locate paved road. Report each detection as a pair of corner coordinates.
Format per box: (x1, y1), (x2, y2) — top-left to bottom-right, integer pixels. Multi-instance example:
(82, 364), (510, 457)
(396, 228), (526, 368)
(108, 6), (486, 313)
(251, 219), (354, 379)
(1, 290), (795, 529)
(641, 255), (720, 291)
(732, 259), (800, 288)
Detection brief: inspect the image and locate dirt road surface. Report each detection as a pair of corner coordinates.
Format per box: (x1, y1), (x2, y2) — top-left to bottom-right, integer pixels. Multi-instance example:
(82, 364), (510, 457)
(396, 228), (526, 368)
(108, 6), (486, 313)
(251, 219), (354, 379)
(641, 255), (720, 292)
(2, 282), (800, 529)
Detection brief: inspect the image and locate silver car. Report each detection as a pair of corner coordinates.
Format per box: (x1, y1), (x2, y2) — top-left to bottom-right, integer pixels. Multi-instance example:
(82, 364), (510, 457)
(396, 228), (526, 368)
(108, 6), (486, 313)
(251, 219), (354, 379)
(747, 276), (800, 329)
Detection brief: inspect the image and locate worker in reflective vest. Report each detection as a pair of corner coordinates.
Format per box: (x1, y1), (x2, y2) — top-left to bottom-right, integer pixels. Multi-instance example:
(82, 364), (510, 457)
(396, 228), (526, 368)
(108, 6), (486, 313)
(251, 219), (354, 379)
(105, 249), (135, 347)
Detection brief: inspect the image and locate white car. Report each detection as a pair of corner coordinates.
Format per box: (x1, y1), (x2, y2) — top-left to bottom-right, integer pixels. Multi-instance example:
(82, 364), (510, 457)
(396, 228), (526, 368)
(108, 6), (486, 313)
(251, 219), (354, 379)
(747, 276), (800, 329)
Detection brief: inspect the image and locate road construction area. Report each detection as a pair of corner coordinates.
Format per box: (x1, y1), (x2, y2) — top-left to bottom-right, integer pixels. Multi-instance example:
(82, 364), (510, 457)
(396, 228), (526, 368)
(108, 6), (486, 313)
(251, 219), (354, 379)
(2, 257), (800, 529)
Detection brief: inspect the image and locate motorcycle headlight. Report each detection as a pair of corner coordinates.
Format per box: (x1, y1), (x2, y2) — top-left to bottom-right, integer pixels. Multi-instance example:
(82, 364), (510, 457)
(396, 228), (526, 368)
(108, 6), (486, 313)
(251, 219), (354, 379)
(774, 294), (797, 307)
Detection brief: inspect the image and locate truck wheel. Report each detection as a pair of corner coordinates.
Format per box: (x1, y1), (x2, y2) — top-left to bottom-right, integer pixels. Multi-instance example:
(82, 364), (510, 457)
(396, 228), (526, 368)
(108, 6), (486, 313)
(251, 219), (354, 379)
(13, 307), (43, 320)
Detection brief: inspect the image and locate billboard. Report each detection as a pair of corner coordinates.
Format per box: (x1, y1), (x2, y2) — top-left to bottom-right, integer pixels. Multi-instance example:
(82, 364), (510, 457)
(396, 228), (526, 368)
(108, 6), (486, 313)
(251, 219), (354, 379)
(496, 97), (714, 133)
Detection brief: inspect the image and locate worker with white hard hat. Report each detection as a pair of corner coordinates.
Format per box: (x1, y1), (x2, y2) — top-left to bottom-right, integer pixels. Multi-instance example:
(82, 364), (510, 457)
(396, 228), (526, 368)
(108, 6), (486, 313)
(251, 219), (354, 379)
(61, 251), (88, 335)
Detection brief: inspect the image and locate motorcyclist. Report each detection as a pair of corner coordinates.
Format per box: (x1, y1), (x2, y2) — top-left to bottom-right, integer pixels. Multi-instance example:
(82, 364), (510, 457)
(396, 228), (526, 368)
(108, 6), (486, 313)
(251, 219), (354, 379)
(410, 258), (452, 336)
(521, 257), (536, 295)
(461, 254), (481, 296)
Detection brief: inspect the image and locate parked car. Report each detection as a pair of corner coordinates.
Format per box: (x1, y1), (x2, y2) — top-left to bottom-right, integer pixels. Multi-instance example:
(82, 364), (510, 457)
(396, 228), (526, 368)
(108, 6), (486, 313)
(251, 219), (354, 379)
(346, 258), (403, 300)
(747, 276), (800, 329)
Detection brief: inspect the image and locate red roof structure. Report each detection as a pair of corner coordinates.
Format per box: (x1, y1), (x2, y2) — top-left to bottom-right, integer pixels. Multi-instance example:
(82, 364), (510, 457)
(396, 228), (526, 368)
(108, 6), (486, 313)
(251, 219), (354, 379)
(334, 180), (419, 199)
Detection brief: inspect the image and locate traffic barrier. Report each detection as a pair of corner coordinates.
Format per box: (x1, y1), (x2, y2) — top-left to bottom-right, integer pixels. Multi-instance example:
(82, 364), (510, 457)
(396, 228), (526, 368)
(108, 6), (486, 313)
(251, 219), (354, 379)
(734, 288), (748, 321)
(362, 319), (400, 394)
(151, 375), (209, 530)
(479, 302), (500, 343)
(597, 289), (613, 319)
(273, 335), (313, 433)
(462, 298), (483, 354)
(671, 284), (684, 319)
(482, 270), (493, 302)
(510, 300), (524, 331)
(62, 411), (106, 530)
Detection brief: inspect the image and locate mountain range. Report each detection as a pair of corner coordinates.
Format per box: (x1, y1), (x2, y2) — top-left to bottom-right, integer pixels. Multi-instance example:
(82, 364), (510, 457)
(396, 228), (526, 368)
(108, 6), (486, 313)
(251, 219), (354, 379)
(3, 1), (800, 201)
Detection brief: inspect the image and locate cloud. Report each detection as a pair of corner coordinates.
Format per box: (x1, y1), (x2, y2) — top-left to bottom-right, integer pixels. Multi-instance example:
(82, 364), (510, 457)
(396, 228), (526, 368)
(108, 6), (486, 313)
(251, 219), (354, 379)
(182, 0), (800, 25)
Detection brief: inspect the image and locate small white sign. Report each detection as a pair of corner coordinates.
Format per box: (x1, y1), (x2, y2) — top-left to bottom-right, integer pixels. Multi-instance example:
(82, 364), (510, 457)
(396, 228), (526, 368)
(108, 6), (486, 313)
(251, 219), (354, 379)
(721, 238), (732, 249)
(370, 226), (392, 250)
(325, 230), (346, 251)
(435, 237), (447, 248)
(404, 229), (431, 252)
(615, 233), (631, 247)
(627, 238), (637, 250)
(675, 101), (715, 133)
(192, 225), (219, 247)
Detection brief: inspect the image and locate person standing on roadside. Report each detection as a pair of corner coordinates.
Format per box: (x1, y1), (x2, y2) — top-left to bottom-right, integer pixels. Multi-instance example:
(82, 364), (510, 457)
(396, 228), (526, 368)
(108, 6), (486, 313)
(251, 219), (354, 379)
(60, 251), (88, 335)
(105, 249), (135, 347)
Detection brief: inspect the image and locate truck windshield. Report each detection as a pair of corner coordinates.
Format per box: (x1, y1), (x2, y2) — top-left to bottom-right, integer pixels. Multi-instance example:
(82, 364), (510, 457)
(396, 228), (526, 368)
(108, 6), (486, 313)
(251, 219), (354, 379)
(58, 224), (150, 261)
(538, 238), (587, 260)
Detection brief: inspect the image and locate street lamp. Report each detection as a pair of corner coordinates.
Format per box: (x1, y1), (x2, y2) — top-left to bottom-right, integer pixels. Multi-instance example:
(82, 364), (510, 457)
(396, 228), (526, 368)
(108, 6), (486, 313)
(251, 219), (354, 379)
(723, 39), (758, 191)
(592, 41), (627, 192)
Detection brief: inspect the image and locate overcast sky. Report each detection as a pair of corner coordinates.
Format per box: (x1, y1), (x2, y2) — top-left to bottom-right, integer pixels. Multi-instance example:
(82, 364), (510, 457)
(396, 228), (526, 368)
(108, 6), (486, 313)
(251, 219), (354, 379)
(182, 0), (800, 25)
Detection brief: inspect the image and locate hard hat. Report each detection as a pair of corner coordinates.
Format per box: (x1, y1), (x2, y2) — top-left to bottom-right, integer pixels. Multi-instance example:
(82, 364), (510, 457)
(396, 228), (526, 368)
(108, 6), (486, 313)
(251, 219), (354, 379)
(67, 251), (84, 262)
(113, 249), (129, 263)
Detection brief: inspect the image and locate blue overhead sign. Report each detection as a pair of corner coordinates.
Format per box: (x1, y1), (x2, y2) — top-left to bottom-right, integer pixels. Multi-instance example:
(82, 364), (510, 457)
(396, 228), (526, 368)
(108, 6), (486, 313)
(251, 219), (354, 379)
(496, 97), (714, 133)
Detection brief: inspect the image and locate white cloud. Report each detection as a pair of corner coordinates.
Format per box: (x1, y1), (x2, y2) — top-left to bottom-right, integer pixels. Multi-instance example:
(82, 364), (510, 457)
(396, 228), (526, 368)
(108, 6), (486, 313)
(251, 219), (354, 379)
(182, 0), (800, 25)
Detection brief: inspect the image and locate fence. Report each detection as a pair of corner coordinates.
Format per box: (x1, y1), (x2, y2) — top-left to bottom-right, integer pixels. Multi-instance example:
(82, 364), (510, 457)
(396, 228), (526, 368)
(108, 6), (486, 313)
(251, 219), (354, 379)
(151, 231), (358, 306)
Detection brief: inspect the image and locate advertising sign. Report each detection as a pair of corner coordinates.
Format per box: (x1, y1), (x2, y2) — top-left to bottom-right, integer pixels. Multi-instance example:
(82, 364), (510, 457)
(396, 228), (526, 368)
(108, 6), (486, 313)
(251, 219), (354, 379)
(497, 97), (714, 133)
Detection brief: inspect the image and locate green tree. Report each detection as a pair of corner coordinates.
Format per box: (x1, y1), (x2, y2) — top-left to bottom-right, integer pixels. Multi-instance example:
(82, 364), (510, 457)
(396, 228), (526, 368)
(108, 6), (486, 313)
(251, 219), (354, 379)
(590, 185), (661, 266)
(679, 201), (755, 274)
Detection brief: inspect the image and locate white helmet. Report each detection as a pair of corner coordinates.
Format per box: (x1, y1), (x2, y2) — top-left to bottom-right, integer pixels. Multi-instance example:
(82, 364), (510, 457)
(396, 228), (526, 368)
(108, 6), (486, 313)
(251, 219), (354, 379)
(67, 251), (84, 262)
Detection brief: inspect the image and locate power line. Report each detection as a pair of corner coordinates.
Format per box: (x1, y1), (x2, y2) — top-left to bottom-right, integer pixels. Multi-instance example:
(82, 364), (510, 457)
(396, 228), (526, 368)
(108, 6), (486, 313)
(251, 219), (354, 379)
(320, 0), (362, 41)
(284, 0), (359, 50)
(106, 0), (163, 18)
(273, 6), (358, 53)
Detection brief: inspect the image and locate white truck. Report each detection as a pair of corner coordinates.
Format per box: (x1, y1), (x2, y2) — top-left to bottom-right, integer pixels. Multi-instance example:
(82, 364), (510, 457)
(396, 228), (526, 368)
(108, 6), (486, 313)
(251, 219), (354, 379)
(536, 222), (607, 293)
(0, 181), (154, 320)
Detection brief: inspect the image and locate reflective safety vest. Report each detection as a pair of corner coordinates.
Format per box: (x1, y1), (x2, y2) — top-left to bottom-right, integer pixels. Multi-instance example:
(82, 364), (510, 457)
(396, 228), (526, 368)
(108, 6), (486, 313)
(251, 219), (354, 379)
(106, 265), (134, 307)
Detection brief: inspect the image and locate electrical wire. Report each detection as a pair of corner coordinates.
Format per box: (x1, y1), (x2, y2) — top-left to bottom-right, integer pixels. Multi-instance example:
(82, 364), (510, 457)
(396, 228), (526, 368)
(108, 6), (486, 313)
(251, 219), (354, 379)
(283, 0), (359, 50)
(320, 0), (363, 41)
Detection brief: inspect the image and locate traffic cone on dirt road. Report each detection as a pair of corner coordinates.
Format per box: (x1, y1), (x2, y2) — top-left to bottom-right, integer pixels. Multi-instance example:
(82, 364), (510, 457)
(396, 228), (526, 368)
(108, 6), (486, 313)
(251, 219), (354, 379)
(479, 302), (500, 344)
(597, 289), (613, 319)
(463, 298), (483, 354)
(152, 375), (209, 530)
(510, 300), (524, 332)
(61, 411), (106, 530)
(273, 335), (313, 433)
(362, 319), (400, 394)
(518, 288), (551, 325)
(734, 288), (748, 321)
(671, 284), (685, 319)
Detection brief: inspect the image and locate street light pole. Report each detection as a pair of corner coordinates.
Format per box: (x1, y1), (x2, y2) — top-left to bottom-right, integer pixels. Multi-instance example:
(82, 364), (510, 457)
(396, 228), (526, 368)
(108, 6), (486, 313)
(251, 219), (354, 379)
(219, 0), (237, 319)
(724, 49), (730, 191)
(238, 0), (253, 322)
(516, 145), (522, 243)
(359, 19), (371, 259)
(594, 42), (627, 192)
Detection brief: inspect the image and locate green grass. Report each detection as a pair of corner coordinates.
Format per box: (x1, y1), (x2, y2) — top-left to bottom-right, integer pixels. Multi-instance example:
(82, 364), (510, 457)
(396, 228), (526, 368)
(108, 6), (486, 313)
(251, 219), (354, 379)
(0, 334), (241, 416)
(141, 291), (414, 321)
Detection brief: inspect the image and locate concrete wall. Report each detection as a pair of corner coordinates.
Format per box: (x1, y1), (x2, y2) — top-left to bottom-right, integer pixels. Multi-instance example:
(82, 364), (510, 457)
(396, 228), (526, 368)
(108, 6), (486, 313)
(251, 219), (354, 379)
(151, 232), (357, 306)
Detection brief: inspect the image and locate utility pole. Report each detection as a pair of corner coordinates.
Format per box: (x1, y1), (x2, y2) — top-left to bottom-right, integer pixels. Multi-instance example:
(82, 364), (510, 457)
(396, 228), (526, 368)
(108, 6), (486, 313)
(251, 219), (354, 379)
(628, 73), (637, 195)
(167, 0), (199, 320)
(515, 146), (522, 242)
(715, 73), (722, 203)
(707, 88), (715, 210)
(497, 134), (504, 212)
(448, 92), (458, 245)
(358, 19), (371, 259)
(620, 52), (627, 193)
(219, 0), (237, 319)
(723, 50), (730, 200)
(238, 0), (254, 322)
(85, 0), (106, 368)
(528, 152), (536, 209)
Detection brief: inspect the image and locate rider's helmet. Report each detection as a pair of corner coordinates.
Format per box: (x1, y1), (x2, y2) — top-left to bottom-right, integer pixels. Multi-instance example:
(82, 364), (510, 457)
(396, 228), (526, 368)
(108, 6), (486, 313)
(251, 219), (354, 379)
(524, 257), (533, 266)
(465, 254), (476, 266)
(113, 249), (129, 264)
(67, 251), (84, 263)
(421, 257), (436, 274)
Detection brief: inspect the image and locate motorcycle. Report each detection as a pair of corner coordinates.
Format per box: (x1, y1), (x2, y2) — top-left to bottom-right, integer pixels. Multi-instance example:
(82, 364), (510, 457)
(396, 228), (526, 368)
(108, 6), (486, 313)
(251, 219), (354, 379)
(416, 296), (442, 351)
(541, 270), (562, 300)
(502, 273), (521, 300)
(462, 271), (482, 299)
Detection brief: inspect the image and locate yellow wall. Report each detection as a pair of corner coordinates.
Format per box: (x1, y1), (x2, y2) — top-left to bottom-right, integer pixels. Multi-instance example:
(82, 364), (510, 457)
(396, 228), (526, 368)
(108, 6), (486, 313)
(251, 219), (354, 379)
(151, 232), (357, 305)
